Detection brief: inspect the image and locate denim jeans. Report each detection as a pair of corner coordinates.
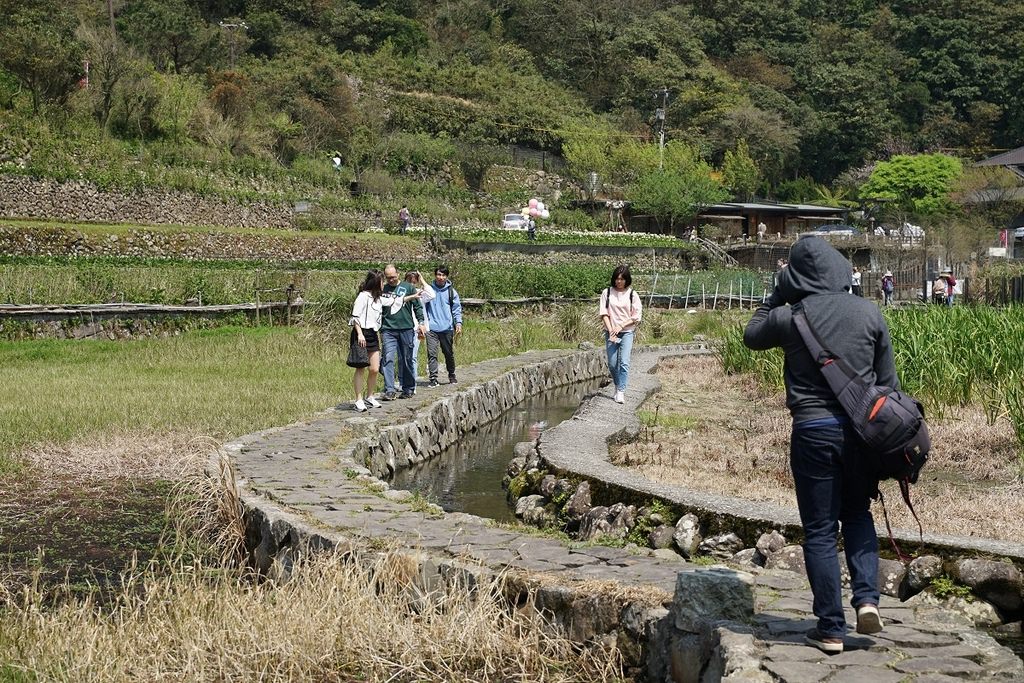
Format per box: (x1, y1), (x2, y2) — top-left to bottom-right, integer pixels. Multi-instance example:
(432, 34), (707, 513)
(790, 422), (880, 638)
(381, 328), (416, 395)
(604, 330), (635, 392)
(412, 334), (420, 380)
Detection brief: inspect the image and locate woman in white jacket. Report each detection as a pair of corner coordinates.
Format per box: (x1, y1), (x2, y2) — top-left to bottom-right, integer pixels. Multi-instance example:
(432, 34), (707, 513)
(350, 270), (419, 411)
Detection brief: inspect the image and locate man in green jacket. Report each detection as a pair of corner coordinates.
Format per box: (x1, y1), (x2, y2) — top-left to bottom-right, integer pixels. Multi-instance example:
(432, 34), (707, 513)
(381, 264), (426, 399)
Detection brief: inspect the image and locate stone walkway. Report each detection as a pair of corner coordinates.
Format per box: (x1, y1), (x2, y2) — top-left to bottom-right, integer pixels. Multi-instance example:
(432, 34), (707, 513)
(221, 346), (1023, 682)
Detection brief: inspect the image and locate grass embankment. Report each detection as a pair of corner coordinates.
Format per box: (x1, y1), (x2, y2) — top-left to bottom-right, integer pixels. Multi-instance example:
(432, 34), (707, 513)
(616, 355), (1023, 541)
(0, 315), (600, 468)
(1, 253), (765, 306)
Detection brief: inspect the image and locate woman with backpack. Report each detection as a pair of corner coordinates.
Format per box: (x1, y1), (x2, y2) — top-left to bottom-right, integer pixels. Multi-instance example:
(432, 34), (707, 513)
(743, 237), (896, 654)
(598, 265), (642, 404)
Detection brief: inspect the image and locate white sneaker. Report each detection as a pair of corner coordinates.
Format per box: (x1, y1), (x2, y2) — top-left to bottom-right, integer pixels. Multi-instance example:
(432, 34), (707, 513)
(354, 399), (367, 412)
(856, 604), (883, 634)
(365, 396), (382, 408)
(614, 391), (625, 404)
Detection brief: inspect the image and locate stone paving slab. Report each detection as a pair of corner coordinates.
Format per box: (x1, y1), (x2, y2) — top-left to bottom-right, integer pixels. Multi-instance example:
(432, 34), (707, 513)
(220, 345), (1024, 682)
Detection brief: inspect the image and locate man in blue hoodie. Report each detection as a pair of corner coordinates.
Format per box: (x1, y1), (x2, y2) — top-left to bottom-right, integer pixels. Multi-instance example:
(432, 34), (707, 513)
(744, 237), (895, 655)
(424, 265), (463, 386)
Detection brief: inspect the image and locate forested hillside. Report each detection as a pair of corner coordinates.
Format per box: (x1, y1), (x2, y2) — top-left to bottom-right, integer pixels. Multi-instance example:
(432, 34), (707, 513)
(1, 0), (1022, 197)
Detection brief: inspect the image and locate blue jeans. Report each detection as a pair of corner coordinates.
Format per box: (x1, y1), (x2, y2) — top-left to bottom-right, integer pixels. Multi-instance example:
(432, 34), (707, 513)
(790, 422), (880, 638)
(381, 328), (416, 395)
(604, 330), (634, 392)
(412, 334), (420, 380)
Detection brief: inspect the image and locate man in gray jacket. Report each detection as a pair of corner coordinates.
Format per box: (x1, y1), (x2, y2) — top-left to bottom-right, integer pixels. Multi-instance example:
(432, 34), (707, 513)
(744, 237), (896, 654)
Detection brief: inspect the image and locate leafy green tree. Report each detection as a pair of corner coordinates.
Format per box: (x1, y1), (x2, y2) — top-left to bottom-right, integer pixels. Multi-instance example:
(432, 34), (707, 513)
(119, 0), (221, 74)
(0, 0), (84, 112)
(722, 140), (759, 201)
(859, 153), (964, 216)
(774, 177), (819, 203)
(706, 101), (801, 186)
(456, 139), (504, 191)
(562, 123), (631, 187)
(629, 145), (728, 232)
(77, 25), (134, 132)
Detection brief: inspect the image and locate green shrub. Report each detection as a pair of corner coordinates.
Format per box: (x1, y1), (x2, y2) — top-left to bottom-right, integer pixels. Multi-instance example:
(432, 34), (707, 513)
(552, 209), (600, 231)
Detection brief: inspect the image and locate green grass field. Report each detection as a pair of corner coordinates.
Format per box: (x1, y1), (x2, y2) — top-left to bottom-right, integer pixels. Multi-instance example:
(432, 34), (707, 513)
(0, 307), (719, 470)
(0, 317), (581, 469)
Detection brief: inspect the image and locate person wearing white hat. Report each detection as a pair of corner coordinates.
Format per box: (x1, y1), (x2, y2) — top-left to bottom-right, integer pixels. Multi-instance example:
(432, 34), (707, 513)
(880, 271), (894, 306)
(941, 270), (957, 307)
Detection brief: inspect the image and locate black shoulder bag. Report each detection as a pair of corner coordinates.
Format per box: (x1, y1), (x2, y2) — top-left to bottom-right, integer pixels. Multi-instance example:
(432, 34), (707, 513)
(346, 328), (370, 368)
(792, 308), (930, 554)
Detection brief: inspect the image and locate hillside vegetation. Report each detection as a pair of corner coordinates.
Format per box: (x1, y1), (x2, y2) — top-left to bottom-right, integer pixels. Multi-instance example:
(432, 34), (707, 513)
(1, 0), (1021, 212)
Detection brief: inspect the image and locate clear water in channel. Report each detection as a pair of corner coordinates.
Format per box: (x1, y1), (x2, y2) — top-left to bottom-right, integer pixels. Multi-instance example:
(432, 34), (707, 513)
(389, 378), (605, 522)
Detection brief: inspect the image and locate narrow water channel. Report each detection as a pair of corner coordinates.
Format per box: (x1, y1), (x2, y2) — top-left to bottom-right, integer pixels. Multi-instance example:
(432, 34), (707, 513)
(389, 379), (604, 522)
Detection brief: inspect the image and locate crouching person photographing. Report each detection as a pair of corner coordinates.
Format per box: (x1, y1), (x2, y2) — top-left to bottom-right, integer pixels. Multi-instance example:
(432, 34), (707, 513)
(743, 237), (895, 654)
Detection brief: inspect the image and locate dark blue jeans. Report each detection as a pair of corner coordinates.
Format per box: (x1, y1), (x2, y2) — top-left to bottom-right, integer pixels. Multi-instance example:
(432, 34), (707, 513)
(790, 421), (880, 638)
(381, 328), (416, 395)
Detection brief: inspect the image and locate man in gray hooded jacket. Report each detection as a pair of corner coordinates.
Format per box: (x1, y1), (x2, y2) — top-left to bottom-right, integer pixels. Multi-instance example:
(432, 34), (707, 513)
(744, 237), (896, 654)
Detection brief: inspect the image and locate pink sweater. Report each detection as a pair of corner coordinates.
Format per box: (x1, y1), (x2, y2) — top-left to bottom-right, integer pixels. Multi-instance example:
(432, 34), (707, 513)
(599, 287), (642, 333)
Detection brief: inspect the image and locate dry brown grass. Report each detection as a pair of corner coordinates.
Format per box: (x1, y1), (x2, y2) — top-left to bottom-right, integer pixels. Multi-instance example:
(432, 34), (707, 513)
(19, 430), (213, 483)
(2, 432), (622, 682)
(611, 356), (1024, 542)
(0, 549), (624, 682)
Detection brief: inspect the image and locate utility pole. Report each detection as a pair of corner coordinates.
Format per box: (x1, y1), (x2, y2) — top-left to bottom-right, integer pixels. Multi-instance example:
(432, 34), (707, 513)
(219, 20), (249, 69)
(107, 0), (116, 35)
(654, 87), (669, 170)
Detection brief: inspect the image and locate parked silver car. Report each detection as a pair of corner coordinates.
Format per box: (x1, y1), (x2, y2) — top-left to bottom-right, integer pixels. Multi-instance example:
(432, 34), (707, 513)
(501, 213), (527, 229)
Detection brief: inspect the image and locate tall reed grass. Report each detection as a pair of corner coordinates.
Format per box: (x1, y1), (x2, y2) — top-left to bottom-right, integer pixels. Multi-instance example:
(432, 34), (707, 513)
(718, 305), (1024, 465)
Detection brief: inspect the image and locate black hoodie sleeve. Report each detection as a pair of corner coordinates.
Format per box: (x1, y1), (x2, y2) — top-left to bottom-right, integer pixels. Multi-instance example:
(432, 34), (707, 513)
(743, 295), (790, 351)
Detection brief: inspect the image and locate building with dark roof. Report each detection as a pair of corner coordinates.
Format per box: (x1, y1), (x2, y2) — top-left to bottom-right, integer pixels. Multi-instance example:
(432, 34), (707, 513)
(975, 145), (1024, 180)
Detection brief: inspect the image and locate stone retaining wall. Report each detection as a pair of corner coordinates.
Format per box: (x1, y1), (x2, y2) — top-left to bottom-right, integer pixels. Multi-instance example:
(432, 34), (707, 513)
(0, 302), (297, 340)
(356, 349), (607, 479)
(0, 175), (294, 228)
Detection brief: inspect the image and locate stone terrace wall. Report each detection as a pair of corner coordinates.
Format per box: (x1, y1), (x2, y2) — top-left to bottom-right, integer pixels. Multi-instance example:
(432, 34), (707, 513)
(0, 175), (293, 229)
(356, 349), (607, 479)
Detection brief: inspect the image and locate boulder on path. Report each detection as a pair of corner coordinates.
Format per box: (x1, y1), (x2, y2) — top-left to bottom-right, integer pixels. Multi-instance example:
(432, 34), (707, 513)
(765, 545), (806, 576)
(648, 524), (676, 550)
(755, 531), (786, 564)
(562, 480), (591, 522)
(672, 513), (702, 559)
(698, 532), (745, 560)
(672, 568), (756, 633)
(578, 503), (636, 542)
(951, 559), (1023, 613)
(905, 555), (943, 594)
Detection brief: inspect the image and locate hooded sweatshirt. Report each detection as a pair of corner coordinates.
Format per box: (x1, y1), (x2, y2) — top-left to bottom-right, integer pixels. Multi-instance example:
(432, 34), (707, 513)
(425, 280), (462, 332)
(743, 237), (899, 423)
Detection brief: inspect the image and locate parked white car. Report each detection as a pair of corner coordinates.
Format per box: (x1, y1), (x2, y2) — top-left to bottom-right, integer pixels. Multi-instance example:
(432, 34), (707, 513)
(501, 213), (527, 229)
